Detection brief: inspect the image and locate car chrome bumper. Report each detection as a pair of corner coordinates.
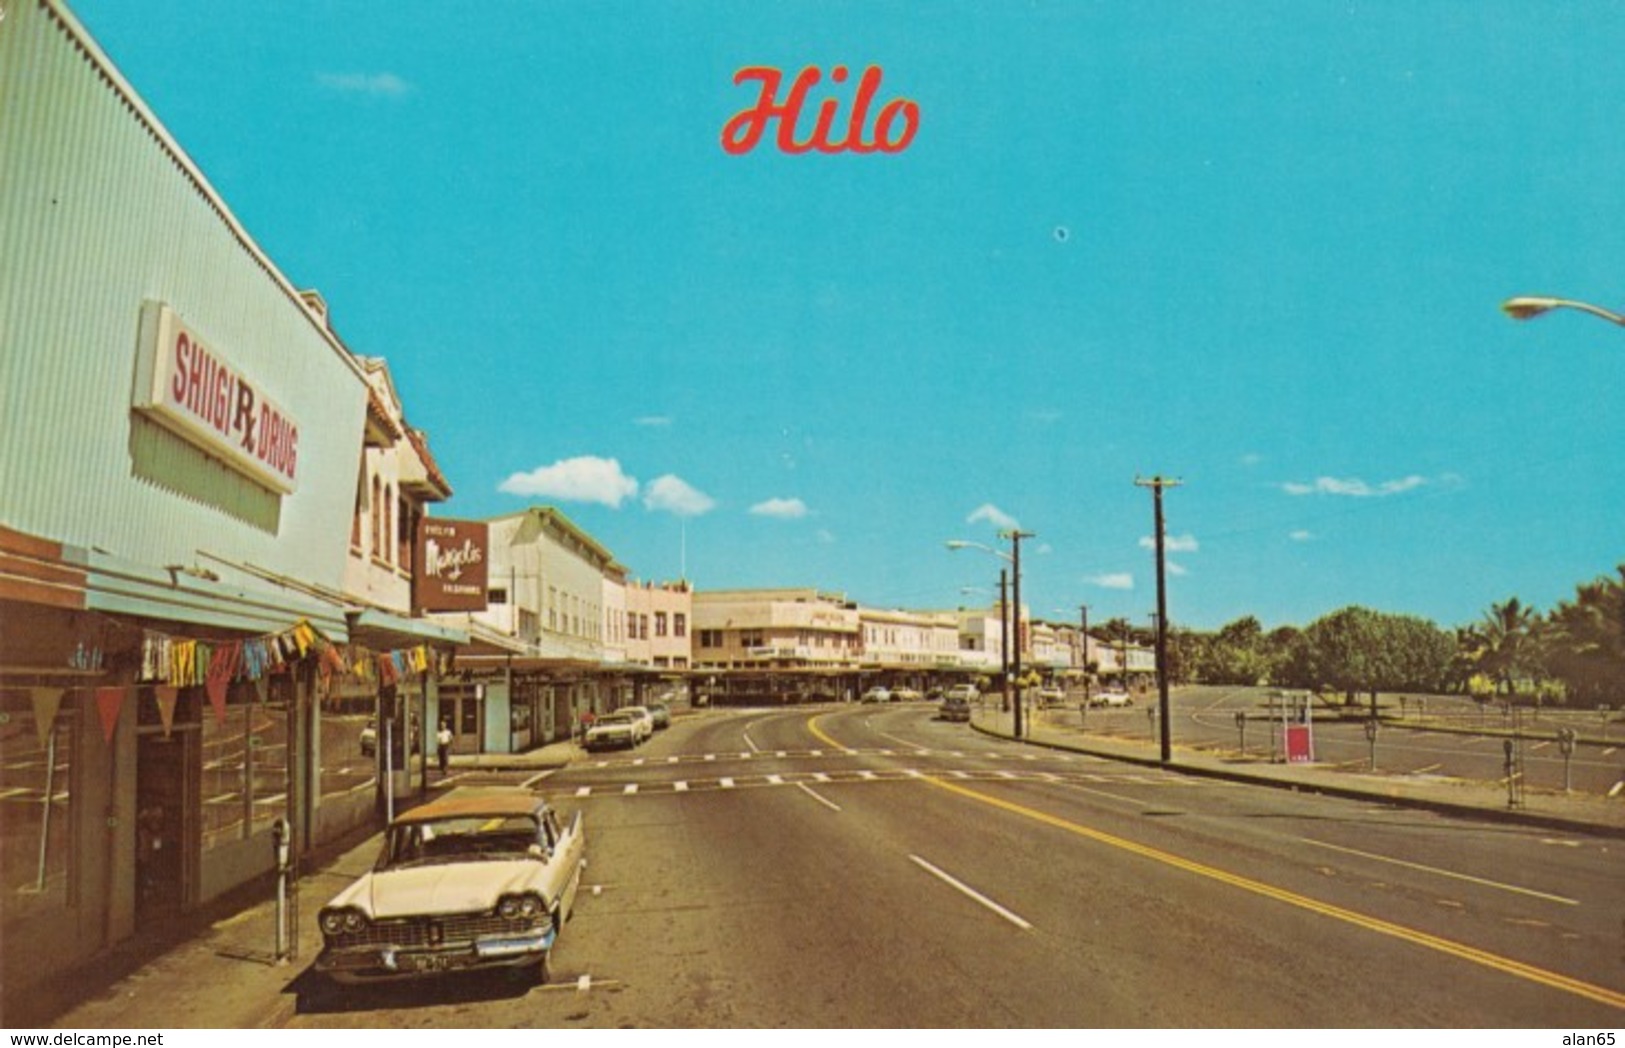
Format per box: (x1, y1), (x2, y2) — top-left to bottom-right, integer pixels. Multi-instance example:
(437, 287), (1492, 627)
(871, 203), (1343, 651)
(317, 927), (556, 981)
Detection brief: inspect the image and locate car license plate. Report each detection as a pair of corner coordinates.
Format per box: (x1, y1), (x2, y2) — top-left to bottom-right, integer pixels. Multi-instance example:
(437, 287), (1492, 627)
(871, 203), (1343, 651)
(407, 953), (456, 973)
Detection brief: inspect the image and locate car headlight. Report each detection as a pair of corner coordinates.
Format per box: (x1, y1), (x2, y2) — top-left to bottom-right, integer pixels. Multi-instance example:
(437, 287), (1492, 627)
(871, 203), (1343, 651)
(321, 907), (368, 936)
(497, 893), (545, 921)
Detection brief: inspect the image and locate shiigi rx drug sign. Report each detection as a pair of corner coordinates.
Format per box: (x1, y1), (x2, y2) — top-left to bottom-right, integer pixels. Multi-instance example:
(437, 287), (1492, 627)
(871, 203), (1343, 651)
(132, 300), (301, 495)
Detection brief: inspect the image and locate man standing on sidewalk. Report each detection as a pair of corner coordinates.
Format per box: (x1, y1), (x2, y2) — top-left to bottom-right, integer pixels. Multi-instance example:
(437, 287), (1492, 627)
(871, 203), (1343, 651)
(437, 720), (453, 776)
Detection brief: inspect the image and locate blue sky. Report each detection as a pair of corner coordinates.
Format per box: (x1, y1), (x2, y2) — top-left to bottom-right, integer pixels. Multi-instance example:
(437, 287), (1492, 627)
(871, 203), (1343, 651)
(70, 1), (1625, 632)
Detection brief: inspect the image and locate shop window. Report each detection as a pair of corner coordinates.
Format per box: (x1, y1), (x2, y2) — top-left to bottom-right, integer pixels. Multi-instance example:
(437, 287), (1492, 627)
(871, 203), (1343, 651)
(0, 691), (74, 930)
(370, 475), (382, 556)
(201, 684), (288, 853)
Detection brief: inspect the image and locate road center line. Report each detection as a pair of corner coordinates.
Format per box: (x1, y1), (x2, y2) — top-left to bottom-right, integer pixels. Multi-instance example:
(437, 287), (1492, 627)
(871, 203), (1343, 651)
(1297, 837), (1578, 906)
(909, 854), (1032, 930)
(796, 782), (842, 812)
(922, 775), (1624, 1010)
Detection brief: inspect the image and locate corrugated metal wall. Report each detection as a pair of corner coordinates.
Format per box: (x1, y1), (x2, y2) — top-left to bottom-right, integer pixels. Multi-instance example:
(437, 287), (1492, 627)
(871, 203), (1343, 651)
(0, 0), (368, 589)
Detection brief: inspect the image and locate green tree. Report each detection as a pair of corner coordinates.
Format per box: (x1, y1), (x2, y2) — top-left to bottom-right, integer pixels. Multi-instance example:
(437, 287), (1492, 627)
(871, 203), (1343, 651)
(1542, 566), (1625, 706)
(1477, 597), (1537, 696)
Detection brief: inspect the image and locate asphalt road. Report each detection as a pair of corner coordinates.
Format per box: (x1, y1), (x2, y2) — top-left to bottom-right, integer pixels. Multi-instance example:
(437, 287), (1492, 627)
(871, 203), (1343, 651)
(289, 703), (1625, 1028)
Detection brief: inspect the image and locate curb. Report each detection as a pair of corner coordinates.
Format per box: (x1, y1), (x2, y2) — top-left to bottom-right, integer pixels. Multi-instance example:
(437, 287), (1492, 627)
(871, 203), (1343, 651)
(969, 718), (1625, 841)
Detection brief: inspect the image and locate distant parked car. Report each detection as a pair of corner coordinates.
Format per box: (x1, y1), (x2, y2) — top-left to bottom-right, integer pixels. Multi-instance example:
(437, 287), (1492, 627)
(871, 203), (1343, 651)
(891, 687), (923, 703)
(621, 706), (655, 739)
(315, 788), (585, 986)
(583, 710), (647, 750)
(939, 695), (972, 722)
(1093, 689), (1133, 708)
(1036, 686), (1066, 707)
(359, 719), (377, 757)
(646, 701), (671, 729)
(944, 683), (981, 703)
(860, 687), (892, 704)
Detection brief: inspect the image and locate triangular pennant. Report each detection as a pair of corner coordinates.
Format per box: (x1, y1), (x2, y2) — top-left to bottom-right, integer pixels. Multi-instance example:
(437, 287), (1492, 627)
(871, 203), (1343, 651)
(253, 676), (269, 706)
(205, 643), (238, 727)
(30, 688), (64, 749)
(154, 686), (179, 738)
(95, 686), (126, 744)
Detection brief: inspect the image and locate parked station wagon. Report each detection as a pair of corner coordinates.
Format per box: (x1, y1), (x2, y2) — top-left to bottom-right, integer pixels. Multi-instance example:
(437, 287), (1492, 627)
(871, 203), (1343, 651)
(316, 789), (586, 985)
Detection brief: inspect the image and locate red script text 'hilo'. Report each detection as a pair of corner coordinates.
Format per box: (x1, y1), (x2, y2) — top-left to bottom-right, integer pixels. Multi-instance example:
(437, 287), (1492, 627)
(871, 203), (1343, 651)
(721, 65), (919, 155)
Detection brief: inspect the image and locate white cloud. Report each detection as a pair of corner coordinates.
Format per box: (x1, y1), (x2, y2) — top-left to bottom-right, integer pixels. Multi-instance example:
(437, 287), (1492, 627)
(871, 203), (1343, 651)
(1086, 573), (1134, 590)
(966, 503), (1019, 530)
(1167, 561), (1189, 577)
(1240, 453), (1262, 467)
(1281, 475), (1428, 498)
(643, 474), (715, 517)
(1036, 543), (1053, 555)
(316, 72), (411, 97)
(1289, 529), (1314, 542)
(1139, 532), (1199, 553)
(499, 456), (637, 508)
(815, 529), (836, 545)
(750, 497), (808, 520)
(633, 415), (672, 428)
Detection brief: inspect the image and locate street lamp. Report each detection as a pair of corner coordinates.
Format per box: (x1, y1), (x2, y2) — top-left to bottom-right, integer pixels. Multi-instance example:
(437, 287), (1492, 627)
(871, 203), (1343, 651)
(1501, 295), (1625, 327)
(947, 532), (1035, 738)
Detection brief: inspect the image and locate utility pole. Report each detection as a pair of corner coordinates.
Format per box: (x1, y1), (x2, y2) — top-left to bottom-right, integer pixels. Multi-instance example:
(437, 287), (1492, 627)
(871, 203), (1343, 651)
(1006, 529), (1035, 738)
(1136, 475), (1181, 763)
(1078, 604), (1090, 706)
(998, 569), (1009, 716)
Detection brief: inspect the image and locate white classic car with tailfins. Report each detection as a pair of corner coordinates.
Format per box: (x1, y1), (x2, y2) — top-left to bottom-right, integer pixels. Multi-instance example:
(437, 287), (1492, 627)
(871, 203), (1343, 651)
(315, 788), (585, 985)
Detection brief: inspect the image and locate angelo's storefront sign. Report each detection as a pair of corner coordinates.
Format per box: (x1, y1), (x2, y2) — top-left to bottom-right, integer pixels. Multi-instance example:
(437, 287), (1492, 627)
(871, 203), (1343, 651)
(415, 518), (489, 612)
(132, 301), (300, 494)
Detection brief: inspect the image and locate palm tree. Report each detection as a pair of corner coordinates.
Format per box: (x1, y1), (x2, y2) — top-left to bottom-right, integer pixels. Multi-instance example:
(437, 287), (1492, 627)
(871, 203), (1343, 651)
(1477, 597), (1536, 696)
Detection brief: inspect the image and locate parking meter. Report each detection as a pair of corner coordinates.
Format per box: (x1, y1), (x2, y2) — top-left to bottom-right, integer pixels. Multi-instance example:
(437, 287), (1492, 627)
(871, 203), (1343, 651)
(271, 816), (292, 962)
(271, 816), (291, 872)
(1234, 710), (1247, 754)
(1558, 729), (1577, 792)
(1364, 717), (1379, 770)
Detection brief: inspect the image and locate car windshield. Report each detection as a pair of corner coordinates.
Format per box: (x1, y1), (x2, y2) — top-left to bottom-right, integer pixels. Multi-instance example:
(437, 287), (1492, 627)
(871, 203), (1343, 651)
(379, 814), (541, 869)
(597, 713), (634, 725)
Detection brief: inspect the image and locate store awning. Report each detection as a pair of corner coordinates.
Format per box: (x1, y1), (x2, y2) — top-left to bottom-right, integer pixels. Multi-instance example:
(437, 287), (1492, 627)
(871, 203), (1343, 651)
(347, 606), (467, 651)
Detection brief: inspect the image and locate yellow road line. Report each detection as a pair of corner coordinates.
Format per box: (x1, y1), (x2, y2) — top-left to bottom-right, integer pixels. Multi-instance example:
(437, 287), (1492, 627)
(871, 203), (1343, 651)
(924, 775), (1625, 1011)
(807, 712), (843, 751)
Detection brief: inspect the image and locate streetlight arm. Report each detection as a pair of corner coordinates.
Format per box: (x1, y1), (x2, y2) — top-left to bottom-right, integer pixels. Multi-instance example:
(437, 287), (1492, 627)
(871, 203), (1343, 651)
(1502, 295), (1625, 327)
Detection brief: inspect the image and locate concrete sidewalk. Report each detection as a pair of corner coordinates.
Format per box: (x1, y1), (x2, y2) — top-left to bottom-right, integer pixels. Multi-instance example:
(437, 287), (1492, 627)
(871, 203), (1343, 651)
(973, 705), (1625, 838)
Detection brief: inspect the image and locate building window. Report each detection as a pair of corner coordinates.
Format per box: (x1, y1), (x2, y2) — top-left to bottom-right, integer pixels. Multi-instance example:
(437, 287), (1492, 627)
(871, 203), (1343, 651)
(489, 587), (508, 605)
(655, 612), (668, 637)
(698, 629), (722, 648)
(370, 474), (382, 555)
(674, 613), (687, 638)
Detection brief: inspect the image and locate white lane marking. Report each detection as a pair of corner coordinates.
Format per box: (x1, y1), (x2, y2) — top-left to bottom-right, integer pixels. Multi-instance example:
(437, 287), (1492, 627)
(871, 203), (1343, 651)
(674, 781), (689, 792)
(766, 774), (785, 785)
(632, 758), (646, 767)
(776, 750), (788, 758)
(904, 769), (924, 778)
(739, 751), (752, 759)
(521, 770), (554, 789)
(858, 770), (877, 780)
(796, 782), (842, 812)
(744, 733), (760, 754)
(704, 754), (716, 762)
(909, 854), (1032, 930)
(949, 771), (970, 779)
(575, 787), (592, 798)
(811, 750), (824, 757)
(996, 771), (1018, 779)
(576, 974), (592, 992)
(1413, 763), (1443, 775)
(719, 777), (735, 789)
(1299, 838), (1578, 906)
(812, 772), (831, 783)
(668, 756), (680, 764)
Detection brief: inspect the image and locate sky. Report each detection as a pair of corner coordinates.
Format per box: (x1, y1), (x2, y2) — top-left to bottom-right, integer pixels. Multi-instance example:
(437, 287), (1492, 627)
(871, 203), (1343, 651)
(67, 0), (1625, 633)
